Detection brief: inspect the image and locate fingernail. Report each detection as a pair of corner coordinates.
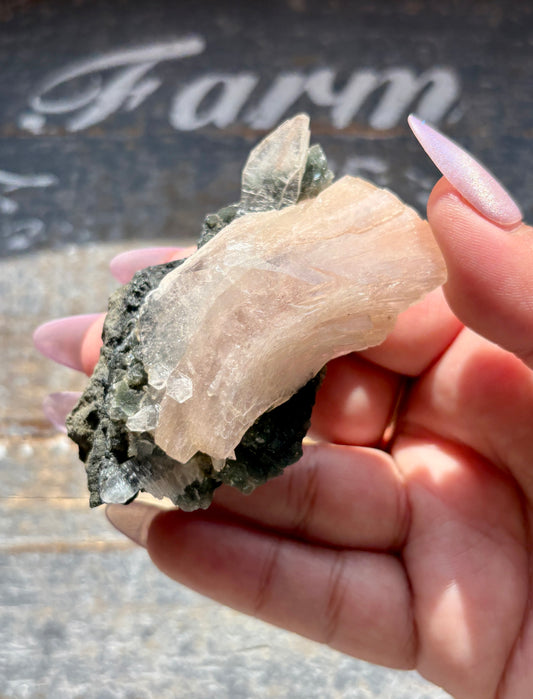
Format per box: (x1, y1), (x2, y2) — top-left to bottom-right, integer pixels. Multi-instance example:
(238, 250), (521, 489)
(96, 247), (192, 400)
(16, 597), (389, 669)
(33, 314), (102, 370)
(43, 391), (81, 432)
(167, 245), (196, 262)
(109, 247), (193, 283)
(80, 313), (105, 376)
(408, 114), (522, 226)
(105, 502), (162, 548)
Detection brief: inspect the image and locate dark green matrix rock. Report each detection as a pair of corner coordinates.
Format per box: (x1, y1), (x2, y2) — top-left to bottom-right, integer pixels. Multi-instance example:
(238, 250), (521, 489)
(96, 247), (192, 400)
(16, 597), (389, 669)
(67, 115), (332, 510)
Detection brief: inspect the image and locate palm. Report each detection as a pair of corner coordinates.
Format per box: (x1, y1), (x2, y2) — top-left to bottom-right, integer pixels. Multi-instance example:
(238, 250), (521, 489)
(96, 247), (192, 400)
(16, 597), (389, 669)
(43, 180), (533, 699)
(143, 286), (533, 699)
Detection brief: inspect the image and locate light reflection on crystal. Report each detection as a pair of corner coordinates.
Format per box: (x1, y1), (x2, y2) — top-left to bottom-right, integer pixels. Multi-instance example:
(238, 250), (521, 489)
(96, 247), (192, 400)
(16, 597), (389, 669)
(99, 461), (138, 504)
(126, 404), (160, 432)
(166, 373), (193, 403)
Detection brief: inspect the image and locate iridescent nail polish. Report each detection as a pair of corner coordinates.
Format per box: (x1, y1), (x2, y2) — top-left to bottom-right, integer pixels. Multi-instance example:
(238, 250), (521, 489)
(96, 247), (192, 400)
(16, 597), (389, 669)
(408, 114), (522, 227)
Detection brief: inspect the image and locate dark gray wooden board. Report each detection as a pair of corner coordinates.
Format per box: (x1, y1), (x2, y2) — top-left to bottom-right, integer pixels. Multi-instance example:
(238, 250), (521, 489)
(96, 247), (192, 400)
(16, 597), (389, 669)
(1, 0), (531, 258)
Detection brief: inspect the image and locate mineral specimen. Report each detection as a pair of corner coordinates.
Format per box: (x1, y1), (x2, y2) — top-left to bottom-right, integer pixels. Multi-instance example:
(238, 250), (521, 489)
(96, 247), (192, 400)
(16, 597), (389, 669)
(67, 114), (446, 510)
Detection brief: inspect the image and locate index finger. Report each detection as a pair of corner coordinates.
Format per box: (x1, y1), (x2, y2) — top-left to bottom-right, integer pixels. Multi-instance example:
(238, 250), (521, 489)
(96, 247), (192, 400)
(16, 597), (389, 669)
(359, 286), (462, 376)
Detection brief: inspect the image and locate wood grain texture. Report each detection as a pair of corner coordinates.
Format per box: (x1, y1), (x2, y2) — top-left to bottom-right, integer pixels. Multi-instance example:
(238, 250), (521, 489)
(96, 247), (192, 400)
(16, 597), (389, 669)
(4, 0), (531, 695)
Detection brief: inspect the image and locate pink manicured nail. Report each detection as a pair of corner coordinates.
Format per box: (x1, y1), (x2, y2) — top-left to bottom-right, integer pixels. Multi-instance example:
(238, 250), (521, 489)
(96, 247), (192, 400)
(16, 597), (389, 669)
(167, 245), (196, 262)
(43, 391), (81, 432)
(33, 314), (102, 370)
(109, 247), (194, 283)
(408, 114), (522, 226)
(105, 502), (162, 547)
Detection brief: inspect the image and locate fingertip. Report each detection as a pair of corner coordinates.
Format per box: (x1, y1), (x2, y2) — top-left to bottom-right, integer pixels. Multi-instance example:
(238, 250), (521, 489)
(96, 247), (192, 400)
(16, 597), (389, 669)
(359, 286), (463, 376)
(106, 501), (164, 548)
(310, 355), (400, 445)
(168, 245), (197, 262)
(144, 508), (212, 579)
(109, 247), (180, 283)
(33, 313), (102, 371)
(80, 314), (106, 375)
(109, 246), (197, 283)
(427, 178), (533, 360)
(409, 116), (522, 226)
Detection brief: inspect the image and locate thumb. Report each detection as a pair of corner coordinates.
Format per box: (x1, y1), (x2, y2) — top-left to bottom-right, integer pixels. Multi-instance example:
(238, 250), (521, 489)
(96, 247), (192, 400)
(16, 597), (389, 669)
(408, 115), (533, 365)
(428, 179), (533, 365)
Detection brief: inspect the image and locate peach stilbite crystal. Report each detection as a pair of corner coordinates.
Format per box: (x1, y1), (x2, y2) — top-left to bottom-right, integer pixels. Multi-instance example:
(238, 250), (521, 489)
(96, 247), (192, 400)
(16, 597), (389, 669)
(134, 175), (446, 464)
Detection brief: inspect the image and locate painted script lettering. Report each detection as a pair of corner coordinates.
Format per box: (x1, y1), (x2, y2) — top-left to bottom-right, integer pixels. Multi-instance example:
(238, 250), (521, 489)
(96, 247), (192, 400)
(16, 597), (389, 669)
(20, 39), (461, 134)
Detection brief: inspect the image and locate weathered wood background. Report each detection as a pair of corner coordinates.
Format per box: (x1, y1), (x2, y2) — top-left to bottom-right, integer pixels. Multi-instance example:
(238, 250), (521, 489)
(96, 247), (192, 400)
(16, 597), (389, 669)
(1, 0), (531, 696)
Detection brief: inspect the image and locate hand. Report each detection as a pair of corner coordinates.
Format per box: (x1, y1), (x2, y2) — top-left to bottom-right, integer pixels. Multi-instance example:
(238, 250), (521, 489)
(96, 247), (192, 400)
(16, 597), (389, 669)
(35, 136), (533, 699)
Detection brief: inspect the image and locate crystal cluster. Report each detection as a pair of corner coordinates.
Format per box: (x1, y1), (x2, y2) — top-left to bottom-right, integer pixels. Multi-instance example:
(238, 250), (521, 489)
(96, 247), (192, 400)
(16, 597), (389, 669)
(67, 114), (446, 510)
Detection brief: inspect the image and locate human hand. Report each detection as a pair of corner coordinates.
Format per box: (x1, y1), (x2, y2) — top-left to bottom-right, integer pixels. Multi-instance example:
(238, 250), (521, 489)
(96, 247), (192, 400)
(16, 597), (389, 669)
(34, 122), (533, 699)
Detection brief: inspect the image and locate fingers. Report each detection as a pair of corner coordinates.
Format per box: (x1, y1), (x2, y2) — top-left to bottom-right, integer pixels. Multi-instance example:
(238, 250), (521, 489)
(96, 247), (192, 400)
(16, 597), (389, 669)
(35, 245), (195, 376)
(212, 443), (409, 550)
(393, 435), (528, 697)
(80, 313), (105, 374)
(359, 287), (462, 376)
(33, 312), (105, 376)
(400, 326), (533, 500)
(145, 506), (415, 669)
(428, 178), (533, 365)
(106, 501), (162, 547)
(310, 302), (462, 448)
(310, 355), (402, 445)
(408, 115), (521, 228)
(33, 313), (102, 371)
(409, 116), (533, 366)
(109, 245), (196, 283)
(82, 246), (193, 373)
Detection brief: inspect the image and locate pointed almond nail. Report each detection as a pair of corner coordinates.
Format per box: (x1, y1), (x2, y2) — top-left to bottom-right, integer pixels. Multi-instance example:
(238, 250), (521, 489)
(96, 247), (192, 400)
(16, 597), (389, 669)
(105, 502), (162, 548)
(109, 247), (192, 283)
(167, 245), (197, 262)
(43, 391), (81, 432)
(80, 313), (105, 376)
(33, 314), (102, 370)
(408, 114), (522, 227)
